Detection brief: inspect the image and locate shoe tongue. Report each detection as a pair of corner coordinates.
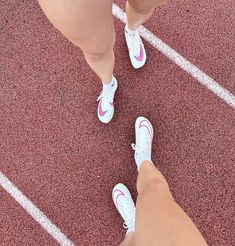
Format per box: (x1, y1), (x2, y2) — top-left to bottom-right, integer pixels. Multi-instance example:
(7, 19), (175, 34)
(131, 32), (140, 56)
(101, 96), (110, 111)
(137, 132), (149, 152)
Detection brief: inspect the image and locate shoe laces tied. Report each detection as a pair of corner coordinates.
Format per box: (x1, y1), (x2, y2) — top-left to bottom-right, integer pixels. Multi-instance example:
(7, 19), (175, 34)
(122, 209), (135, 230)
(131, 141), (148, 153)
(118, 198), (135, 230)
(123, 222), (128, 229)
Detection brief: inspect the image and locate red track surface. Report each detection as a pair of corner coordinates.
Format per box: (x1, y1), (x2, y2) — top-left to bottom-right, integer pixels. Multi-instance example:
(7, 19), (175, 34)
(1, 0), (235, 245)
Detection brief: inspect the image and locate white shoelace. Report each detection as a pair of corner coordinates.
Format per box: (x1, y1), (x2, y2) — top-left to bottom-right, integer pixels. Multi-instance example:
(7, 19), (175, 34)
(122, 209), (135, 230)
(131, 141), (148, 154)
(97, 90), (113, 110)
(116, 195), (135, 230)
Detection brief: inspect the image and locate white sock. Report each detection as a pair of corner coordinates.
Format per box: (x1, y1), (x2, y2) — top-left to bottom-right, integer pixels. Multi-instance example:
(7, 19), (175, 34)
(103, 76), (115, 92)
(135, 153), (151, 171)
(125, 24), (137, 36)
(103, 77), (115, 103)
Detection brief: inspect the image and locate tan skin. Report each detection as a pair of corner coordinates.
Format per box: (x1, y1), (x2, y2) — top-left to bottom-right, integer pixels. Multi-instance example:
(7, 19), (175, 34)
(37, 1), (207, 244)
(120, 160), (208, 245)
(37, 0), (166, 84)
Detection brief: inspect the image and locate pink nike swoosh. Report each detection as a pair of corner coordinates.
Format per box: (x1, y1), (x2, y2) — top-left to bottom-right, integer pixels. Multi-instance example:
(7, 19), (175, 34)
(134, 43), (144, 62)
(139, 120), (153, 139)
(113, 189), (125, 209)
(98, 99), (106, 117)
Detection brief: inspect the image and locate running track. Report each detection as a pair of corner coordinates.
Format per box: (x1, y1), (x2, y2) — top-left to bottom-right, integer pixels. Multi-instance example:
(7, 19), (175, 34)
(1, 0), (235, 245)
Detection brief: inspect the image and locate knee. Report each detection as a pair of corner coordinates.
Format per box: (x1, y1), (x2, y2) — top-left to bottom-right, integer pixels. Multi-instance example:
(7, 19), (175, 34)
(84, 47), (114, 63)
(128, 0), (156, 15)
(130, 4), (154, 15)
(82, 36), (115, 63)
(128, 0), (167, 15)
(142, 178), (170, 195)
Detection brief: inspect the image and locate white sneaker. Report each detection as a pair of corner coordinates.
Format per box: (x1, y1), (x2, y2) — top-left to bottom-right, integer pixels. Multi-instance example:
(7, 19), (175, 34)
(112, 183), (135, 234)
(124, 25), (147, 69)
(132, 117), (153, 168)
(97, 77), (118, 124)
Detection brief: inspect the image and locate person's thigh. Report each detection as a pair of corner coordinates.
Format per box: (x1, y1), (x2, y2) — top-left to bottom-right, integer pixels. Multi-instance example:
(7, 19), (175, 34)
(38, 0), (115, 54)
(135, 180), (207, 246)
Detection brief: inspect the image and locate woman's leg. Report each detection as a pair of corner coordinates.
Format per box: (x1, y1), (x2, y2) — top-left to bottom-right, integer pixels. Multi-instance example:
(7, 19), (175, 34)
(134, 160), (208, 246)
(38, 0), (114, 84)
(38, 0), (118, 124)
(119, 116), (207, 245)
(120, 161), (208, 246)
(124, 0), (167, 69)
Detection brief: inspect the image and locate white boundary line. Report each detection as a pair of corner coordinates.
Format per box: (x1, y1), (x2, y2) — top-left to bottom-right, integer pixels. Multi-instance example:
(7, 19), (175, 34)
(0, 171), (75, 246)
(112, 4), (235, 109)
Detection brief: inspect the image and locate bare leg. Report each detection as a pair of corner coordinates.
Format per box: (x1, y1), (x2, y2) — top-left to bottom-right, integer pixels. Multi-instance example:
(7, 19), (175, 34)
(38, 0), (114, 84)
(121, 160), (208, 246)
(126, 0), (167, 30)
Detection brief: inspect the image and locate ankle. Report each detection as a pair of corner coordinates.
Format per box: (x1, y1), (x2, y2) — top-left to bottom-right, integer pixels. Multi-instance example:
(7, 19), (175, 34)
(126, 229), (135, 237)
(138, 159), (153, 170)
(135, 154), (152, 171)
(122, 231), (135, 245)
(125, 24), (138, 35)
(102, 75), (114, 85)
(102, 76), (115, 92)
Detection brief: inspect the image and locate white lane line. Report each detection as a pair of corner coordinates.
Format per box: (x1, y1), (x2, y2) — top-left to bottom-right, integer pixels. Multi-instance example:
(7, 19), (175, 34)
(0, 172), (75, 246)
(112, 4), (235, 109)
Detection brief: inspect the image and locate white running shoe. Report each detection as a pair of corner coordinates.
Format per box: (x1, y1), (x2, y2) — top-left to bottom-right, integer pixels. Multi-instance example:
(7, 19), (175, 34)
(124, 25), (147, 69)
(132, 117), (153, 168)
(97, 77), (118, 124)
(112, 183), (136, 234)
